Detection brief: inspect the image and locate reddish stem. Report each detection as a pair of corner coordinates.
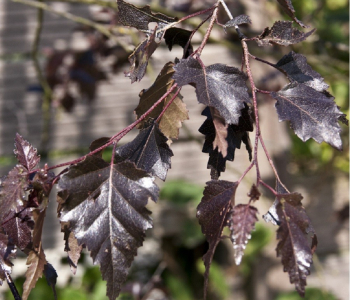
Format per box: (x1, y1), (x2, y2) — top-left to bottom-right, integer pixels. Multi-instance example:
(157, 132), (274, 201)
(259, 179), (277, 196)
(156, 87), (181, 122)
(37, 84), (178, 172)
(195, 5), (219, 56)
(176, 5), (216, 23)
(242, 39), (261, 186)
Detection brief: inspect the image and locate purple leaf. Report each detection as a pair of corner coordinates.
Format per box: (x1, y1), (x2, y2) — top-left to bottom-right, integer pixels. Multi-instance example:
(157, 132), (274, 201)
(14, 134), (40, 172)
(126, 30), (160, 83)
(2, 207), (33, 251)
(276, 193), (317, 297)
(0, 232), (16, 285)
(271, 82), (344, 150)
(197, 180), (237, 298)
(115, 123), (173, 181)
(164, 28), (193, 58)
(230, 204), (258, 265)
(199, 105), (254, 179)
(58, 156), (159, 300)
(275, 51), (329, 93)
(257, 21), (315, 46)
(224, 15), (252, 28)
(0, 166), (29, 224)
(116, 0), (176, 32)
(173, 57), (251, 125)
(276, 0), (307, 28)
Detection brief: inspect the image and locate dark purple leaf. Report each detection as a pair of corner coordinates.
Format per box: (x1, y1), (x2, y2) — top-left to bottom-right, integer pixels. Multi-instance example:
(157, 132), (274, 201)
(224, 15), (252, 28)
(275, 51), (329, 93)
(58, 156), (159, 300)
(0, 232), (16, 285)
(0, 166), (29, 222)
(2, 207), (33, 251)
(230, 204), (258, 265)
(257, 21), (315, 46)
(276, 193), (317, 297)
(115, 123), (173, 181)
(89, 137), (110, 158)
(43, 263), (58, 300)
(164, 28), (193, 58)
(199, 105), (254, 179)
(270, 82), (344, 150)
(14, 134), (40, 171)
(173, 56), (251, 124)
(276, 0), (307, 28)
(126, 29), (159, 83)
(196, 180), (237, 298)
(116, 0), (176, 32)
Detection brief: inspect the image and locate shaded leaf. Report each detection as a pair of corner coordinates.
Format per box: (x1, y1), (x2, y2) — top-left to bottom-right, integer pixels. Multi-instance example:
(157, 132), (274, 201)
(43, 263), (58, 300)
(126, 29), (159, 83)
(275, 51), (329, 93)
(230, 204), (258, 265)
(173, 56), (251, 124)
(199, 105), (254, 179)
(2, 207), (33, 251)
(276, 0), (307, 28)
(0, 232), (16, 285)
(58, 156), (159, 300)
(270, 82), (344, 150)
(116, 0), (176, 32)
(257, 21), (315, 46)
(62, 226), (83, 275)
(136, 62), (188, 141)
(30, 169), (55, 211)
(0, 166), (29, 222)
(89, 137), (110, 158)
(164, 28), (193, 58)
(224, 15), (252, 28)
(22, 249), (47, 300)
(14, 134), (40, 172)
(197, 180), (237, 298)
(115, 123), (173, 181)
(276, 193), (317, 296)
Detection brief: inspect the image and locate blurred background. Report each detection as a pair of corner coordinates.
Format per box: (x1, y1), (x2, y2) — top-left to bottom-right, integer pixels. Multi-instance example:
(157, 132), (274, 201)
(0, 0), (348, 299)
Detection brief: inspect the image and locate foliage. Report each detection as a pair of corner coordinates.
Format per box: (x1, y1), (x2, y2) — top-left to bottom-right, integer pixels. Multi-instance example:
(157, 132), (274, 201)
(0, 0), (348, 299)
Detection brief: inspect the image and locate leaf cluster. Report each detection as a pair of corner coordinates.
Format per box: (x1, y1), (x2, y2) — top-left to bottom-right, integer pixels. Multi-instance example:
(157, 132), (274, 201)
(0, 0), (348, 299)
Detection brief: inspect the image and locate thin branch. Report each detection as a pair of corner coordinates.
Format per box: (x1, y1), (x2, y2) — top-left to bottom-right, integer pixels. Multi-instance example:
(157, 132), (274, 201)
(40, 84), (178, 172)
(259, 179), (277, 196)
(12, 0), (114, 38)
(242, 39), (261, 186)
(6, 273), (22, 300)
(195, 5), (219, 56)
(31, 0), (53, 153)
(43, 0), (117, 9)
(249, 53), (277, 69)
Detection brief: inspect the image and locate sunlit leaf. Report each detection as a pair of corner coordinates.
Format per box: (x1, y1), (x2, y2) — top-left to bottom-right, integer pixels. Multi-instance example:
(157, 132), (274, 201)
(197, 180), (237, 298)
(276, 193), (317, 297)
(115, 123), (173, 181)
(230, 204), (258, 265)
(173, 56), (251, 125)
(271, 82), (344, 150)
(58, 156), (159, 300)
(135, 62), (188, 141)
